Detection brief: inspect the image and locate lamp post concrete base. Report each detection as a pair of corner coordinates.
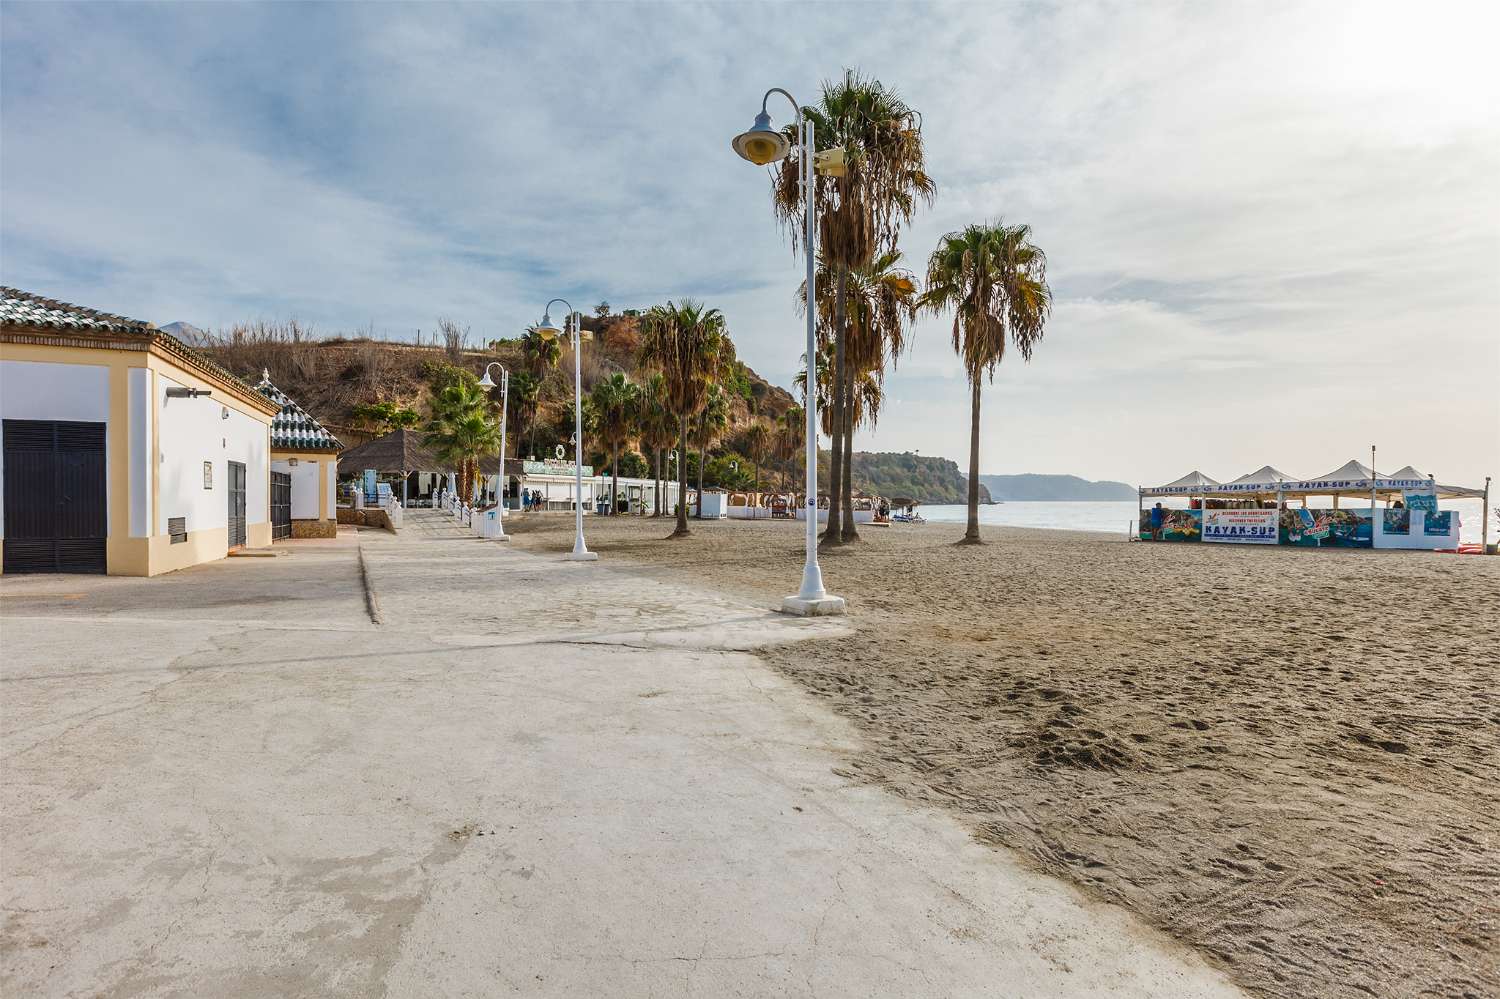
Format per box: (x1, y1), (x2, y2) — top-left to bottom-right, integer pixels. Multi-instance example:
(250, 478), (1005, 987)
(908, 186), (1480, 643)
(566, 551), (599, 562)
(781, 594), (846, 617)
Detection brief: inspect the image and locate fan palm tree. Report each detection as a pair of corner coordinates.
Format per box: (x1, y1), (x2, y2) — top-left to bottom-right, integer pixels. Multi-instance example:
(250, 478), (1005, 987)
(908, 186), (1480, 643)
(742, 419), (773, 511)
(424, 381), (500, 504)
(637, 300), (733, 537)
(635, 373), (676, 517)
(693, 385), (730, 518)
(506, 370), (542, 459)
(778, 405), (805, 493)
(520, 326), (562, 378)
(804, 249), (920, 540)
(589, 372), (640, 515)
(773, 70), (933, 544)
(923, 221), (1052, 544)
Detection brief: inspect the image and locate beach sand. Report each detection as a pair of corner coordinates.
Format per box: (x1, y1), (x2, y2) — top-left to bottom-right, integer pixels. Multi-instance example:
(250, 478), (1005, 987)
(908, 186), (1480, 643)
(502, 512), (1499, 998)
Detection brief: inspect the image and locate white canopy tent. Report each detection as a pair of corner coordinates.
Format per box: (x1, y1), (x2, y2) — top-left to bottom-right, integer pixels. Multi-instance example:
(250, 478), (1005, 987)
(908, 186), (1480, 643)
(1139, 456), (1491, 550)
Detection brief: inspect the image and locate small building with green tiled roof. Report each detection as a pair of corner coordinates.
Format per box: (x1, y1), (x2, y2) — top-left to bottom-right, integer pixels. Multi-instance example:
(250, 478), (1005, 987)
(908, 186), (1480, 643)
(255, 370), (342, 539)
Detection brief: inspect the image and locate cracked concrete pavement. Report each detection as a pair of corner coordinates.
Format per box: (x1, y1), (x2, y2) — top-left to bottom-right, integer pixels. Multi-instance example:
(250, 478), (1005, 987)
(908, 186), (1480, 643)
(1, 510), (1242, 997)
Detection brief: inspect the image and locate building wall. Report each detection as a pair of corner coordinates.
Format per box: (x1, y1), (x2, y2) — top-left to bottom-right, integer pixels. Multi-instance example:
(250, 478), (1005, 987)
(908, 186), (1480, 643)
(0, 339), (275, 575)
(155, 371), (270, 558)
(271, 449), (339, 537)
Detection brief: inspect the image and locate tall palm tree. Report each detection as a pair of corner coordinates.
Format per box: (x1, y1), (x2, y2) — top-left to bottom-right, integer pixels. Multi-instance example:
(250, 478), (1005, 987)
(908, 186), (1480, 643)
(693, 385), (730, 518)
(778, 405), (805, 494)
(805, 249), (920, 540)
(636, 373), (676, 517)
(742, 419), (773, 511)
(589, 372), (640, 515)
(506, 370), (542, 459)
(520, 325), (562, 378)
(923, 221), (1052, 544)
(424, 381), (500, 504)
(637, 300), (733, 538)
(773, 70), (933, 545)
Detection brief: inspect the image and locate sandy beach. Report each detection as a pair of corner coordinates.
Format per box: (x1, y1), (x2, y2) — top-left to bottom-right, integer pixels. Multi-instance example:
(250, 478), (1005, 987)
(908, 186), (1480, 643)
(505, 513), (1500, 999)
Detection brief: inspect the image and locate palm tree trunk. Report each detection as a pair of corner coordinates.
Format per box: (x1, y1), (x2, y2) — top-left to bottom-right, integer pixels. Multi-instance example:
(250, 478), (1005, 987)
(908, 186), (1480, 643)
(673, 415), (690, 537)
(696, 444), (706, 518)
(841, 375), (858, 541)
(963, 376), (982, 544)
(653, 448), (661, 517)
(611, 446), (619, 515)
(824, 267), (848, 544)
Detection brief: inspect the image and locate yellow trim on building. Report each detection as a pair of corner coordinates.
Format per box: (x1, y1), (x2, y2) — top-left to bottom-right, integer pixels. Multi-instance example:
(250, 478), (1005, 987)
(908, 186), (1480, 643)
(0, 335), (275, 576)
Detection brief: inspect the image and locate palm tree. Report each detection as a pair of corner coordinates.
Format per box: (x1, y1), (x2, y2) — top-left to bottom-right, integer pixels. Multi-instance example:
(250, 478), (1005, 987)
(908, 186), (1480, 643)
(637, 300), (733, 538)
(773, 70), (933, 544)
(506, 370), (542, 459)
(804, 249), (920, 540)
(589, 372), (640, 515)
(636, 373), (676, 517)
(742, 419), (773, 513)
(520, 325), (562, 378)
(778, 405), (805, 494)
(424, 381), (501, 504)
(923, 221), (1052, 544)
(693, 385), (730, 518)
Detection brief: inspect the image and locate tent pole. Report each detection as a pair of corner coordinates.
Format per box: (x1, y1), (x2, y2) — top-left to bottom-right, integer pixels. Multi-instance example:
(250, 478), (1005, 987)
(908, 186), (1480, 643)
(1485, 476), (1492, 554)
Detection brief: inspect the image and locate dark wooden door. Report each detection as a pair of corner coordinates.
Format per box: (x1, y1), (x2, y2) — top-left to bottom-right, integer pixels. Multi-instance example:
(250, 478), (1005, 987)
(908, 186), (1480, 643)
(227, 460), (247, 548)
(2, 419), (107, 574)
(270, 470), (291, 541)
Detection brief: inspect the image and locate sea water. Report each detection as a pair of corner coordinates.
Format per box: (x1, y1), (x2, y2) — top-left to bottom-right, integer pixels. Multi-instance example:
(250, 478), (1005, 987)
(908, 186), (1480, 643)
(918, 498), (1492, 544)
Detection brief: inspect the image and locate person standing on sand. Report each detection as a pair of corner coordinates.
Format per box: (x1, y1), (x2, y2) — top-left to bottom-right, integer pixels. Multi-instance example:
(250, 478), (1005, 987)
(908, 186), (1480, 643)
(1151, 502), (1165, 540)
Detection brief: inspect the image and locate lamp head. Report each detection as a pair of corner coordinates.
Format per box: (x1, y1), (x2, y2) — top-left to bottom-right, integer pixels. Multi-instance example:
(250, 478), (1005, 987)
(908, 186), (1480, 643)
(536, 313), (563, 340)
(477, 370), (496, 390)
(732, 111), (790, 166)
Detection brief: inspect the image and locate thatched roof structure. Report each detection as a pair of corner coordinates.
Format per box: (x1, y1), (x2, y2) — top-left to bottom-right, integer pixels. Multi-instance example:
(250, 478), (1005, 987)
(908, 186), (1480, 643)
(336, 428), (449, 475)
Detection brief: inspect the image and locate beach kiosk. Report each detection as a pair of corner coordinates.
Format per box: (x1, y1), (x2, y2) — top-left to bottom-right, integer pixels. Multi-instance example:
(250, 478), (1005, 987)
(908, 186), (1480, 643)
(1139, 457), (1489, 552)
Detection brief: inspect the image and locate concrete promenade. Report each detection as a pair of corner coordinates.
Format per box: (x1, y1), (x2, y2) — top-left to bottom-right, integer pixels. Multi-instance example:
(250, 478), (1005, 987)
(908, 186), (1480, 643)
(1, 510), (1241, 997)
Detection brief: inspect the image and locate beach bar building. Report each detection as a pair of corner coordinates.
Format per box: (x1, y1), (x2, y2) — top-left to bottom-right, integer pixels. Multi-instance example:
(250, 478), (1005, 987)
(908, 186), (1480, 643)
(1139, 458), (1489, 552)
(255, 371), (343, 539)
(1, 287), (280, 575)
(336, 428), (449, 506)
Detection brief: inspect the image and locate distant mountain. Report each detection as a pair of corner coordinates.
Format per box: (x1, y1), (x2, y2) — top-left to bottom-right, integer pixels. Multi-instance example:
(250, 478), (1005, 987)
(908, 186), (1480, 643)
(160, 321), (205, 341)
(978, 473), (1136, 501)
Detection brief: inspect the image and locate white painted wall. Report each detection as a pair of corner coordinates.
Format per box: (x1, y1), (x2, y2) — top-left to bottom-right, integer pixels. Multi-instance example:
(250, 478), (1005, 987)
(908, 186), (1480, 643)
(128, 368), (152, 537)
(272, 458), (323, 519)
(0, 360), (111, 539)
(156, 374), (268, 536)
(325, 460), (337, 519)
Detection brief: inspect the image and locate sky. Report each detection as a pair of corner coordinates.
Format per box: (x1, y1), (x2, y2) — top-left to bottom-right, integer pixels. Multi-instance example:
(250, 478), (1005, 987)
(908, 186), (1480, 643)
(3, 1), (1497, 487)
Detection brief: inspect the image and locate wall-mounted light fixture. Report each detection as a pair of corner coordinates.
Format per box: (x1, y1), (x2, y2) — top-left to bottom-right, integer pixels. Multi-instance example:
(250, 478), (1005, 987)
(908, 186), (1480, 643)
(165, 387), (211, 399)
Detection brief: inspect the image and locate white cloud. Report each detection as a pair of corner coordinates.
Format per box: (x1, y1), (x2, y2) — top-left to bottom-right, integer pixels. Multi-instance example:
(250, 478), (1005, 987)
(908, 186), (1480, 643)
(2, 0), (1496, 485)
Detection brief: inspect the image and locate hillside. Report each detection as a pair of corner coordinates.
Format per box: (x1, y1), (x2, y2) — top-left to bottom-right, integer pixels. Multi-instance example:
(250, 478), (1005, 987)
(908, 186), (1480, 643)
(178, 314), (795, 452)
(978, 473), (1136, 501)
(839, 452), (992, 505)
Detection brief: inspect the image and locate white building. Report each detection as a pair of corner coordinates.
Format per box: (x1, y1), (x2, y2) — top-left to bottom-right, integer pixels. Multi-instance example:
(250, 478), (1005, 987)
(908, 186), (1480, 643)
(1, 287), (279, 575)
(255, 371), (342, 538)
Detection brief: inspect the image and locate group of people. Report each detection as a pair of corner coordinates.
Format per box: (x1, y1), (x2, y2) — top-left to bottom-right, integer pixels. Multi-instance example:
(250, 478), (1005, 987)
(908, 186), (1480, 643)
(518, 489), (545, 512)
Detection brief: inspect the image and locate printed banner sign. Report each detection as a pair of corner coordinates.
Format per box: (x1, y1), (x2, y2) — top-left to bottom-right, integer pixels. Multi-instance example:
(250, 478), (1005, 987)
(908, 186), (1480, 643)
(1203, 509), (1278, 544)
(1423, 510), (1453, 536)
(1404, 492), (1438, 515)
(1279, 508), (1371, 548)
(523, 459), (594, 477)
(1140, 507), (1202, 542)
(1383, 508), (1411, 535)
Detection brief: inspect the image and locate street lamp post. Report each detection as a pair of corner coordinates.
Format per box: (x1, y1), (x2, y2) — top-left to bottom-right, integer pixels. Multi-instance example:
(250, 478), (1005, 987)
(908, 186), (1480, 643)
(536, 300), (598, 561)
(732, 87), (845, 616)
(477, 362), (510, 541)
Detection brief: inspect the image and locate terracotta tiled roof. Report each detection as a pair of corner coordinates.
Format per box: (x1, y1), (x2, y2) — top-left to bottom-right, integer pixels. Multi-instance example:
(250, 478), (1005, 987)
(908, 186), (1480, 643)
(255, 370), (343, 452)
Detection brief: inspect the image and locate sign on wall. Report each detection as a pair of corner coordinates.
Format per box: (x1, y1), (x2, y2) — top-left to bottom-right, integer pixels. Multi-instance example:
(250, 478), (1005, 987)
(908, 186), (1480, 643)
(203, 461), (213, 489)
(1203, 508), (1278, 544)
